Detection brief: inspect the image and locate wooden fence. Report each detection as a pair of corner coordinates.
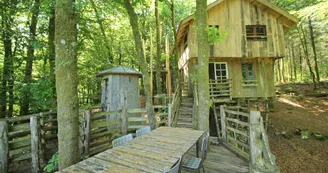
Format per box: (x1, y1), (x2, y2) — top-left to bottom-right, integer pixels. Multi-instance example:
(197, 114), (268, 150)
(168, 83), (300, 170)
(0, 100), (169, 173)
(219, 105), (279, 172)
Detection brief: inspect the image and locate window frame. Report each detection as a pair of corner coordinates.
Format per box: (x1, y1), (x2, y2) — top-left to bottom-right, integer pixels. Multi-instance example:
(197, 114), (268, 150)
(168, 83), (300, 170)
(246, 25), (267, 41)
(241, 63), (257, 86)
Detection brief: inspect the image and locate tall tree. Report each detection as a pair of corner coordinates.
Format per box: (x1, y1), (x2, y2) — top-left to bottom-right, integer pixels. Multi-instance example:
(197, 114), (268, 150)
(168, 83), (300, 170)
(196, 0), (209, 131)
(308, 16), (320, 82)
(20, 0), (40, 115)
(89, 0), (114, 63)
(169, 0), (180, 88)
(0, 0), (17, 118)
(49, 1), (56, 110)
(155, 0), (162, 94)
(55, 0), (80, 169)
(298, 24), (316, 90)
(123, 0), (155, 129)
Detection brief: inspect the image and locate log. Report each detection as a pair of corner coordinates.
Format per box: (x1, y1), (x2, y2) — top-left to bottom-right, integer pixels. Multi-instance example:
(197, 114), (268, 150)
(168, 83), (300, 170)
(0, 121), (9, 173)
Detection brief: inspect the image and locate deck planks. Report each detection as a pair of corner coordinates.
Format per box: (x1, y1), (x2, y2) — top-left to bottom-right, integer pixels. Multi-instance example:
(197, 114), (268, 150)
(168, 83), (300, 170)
(59, 127), (205, 173)
(182, 144), (249, 173)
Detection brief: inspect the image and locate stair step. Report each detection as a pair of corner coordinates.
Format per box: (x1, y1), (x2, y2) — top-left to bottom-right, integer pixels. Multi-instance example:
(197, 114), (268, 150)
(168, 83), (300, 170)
(179, 113), (193, 116)
(177, 123), (193, 129)
(178, 117), (192, 122)
(180, 108), (193, 111)
(179, 115), (192, 119)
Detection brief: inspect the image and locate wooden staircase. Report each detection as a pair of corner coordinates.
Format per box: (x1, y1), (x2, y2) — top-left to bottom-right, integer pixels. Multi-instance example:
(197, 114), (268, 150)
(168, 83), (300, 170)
(176, 96), (194, 129)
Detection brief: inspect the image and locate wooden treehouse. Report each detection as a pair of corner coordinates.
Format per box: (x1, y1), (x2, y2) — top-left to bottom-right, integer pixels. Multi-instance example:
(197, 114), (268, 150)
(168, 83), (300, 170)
(177, 0), (298, 105)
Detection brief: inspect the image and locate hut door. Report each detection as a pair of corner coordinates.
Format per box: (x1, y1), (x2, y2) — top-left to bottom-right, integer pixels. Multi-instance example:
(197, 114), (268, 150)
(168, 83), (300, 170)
(209, 62), (230, 100)
(209, 62), (228, 82)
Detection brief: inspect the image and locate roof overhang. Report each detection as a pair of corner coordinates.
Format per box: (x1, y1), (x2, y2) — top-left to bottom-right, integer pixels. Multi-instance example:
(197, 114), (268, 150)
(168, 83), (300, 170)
(176, 0), (299, 48)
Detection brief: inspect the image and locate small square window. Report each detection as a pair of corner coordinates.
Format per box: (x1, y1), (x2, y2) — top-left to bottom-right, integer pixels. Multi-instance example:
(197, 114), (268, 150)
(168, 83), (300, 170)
(241, 63), (255, 80)
(246, 25), (267, 41)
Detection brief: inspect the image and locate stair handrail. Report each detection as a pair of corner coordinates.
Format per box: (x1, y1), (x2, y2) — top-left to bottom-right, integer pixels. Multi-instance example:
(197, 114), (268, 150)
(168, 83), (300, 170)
(169, 83), (181, 127)
(192, 82), (198, 129)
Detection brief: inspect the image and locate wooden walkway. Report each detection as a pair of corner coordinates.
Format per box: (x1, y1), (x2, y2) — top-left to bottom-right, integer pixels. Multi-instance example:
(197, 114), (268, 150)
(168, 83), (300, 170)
(182, 143), (249, 173)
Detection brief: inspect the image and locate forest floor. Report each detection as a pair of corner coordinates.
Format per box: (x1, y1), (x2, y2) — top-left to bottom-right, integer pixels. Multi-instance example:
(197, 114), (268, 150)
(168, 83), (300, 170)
(268, 82), (328, 173)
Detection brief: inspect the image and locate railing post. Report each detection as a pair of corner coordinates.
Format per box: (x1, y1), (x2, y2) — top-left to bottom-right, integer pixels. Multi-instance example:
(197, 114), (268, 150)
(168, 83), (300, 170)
(84, 110), (91, 158)
(168, 104), (172, 127)
(249, 111), (279, 173)
(0, 120), (8, 173)
(220, 105), (227, 142)
(121, 89), (128, 135)
(30, 116), (40, 173)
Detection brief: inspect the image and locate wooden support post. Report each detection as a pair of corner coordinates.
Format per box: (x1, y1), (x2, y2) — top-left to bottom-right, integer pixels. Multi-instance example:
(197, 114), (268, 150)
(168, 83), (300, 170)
(39, 113), (45, 166)
(84, 110), (91, 158)
(265, 100), (269, 132)
(212, 104), (221, 138)
(0, 121), (8, 173)
(220, 105), (227, 142)
(168, 104), (172, 127)
(121, 89), (128, 135)
(30, 116), (40, 173)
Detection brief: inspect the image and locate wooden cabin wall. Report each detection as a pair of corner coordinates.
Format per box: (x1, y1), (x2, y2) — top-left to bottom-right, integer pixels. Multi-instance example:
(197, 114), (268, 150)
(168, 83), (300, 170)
(104, 75), (140, 110)
(186, 0), (286, 59)
(207, 58), (275, 98)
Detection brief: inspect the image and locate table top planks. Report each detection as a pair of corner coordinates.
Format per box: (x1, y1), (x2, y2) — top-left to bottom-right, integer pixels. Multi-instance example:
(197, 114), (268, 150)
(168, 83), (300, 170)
(59, 127), (205, 173)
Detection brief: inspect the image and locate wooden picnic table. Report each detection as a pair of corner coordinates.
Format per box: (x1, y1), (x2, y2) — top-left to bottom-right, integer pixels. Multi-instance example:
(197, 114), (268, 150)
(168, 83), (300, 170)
(59, 127), (205, 173)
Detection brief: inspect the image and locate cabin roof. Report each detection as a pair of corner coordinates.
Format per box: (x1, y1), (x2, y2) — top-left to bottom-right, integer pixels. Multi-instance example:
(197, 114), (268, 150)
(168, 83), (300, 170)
(97, 65), (142, 77)
(176, 0), (299, 47)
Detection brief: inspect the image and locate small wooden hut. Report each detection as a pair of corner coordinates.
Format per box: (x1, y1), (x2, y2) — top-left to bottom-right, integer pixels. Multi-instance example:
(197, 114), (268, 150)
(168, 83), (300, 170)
(97, 66), (142, 111)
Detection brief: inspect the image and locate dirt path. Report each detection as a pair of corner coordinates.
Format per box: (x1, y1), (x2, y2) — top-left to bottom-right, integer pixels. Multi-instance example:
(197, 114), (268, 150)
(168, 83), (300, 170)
(268, 83), (328, 173)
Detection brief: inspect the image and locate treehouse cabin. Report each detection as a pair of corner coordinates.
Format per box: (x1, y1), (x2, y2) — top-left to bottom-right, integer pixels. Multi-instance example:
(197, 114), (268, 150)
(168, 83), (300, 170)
(177, 0), (298, 103)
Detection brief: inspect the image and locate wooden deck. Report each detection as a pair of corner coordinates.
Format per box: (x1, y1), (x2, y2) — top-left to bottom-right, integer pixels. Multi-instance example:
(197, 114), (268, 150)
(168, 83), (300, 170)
(182, 143), (249, 173)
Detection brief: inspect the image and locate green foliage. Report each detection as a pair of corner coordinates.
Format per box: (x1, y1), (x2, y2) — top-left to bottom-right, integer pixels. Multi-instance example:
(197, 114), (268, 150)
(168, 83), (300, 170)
(207, 26), (227, 45)
(43, 152), (58, 172)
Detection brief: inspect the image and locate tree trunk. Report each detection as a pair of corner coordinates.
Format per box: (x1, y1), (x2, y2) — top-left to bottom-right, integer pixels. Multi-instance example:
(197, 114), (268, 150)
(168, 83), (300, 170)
(123, 0), (155, 129)
(299, 45), (303, 81)
(280, 59), (286, 83)
(170, 0), (179, 88)
(308, 17), (320, 83)
(0, 1), (17, 118)
(288, 46), (293, 82)
(196, 0), (209, 131)
(20, 0), (40, 115)
(291, 43), (297, 81)
(298, 24), (316, 90)
(49, 1), (56, 110)
(277, 59), (281, 84)
(89, 0), (113, 63)
(55, 0), (80, 169)
(155, 0), (162, 95)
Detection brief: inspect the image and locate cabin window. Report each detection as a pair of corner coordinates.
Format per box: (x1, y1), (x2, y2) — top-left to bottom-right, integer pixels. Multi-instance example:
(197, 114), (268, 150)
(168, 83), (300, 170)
(184, 33), (188, 50)
(246, 25), (267, 41)
(241, 63), (257, 86)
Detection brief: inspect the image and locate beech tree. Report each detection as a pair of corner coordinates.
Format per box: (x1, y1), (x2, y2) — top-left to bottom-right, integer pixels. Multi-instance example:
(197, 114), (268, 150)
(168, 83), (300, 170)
(196, 0), (210, 131)
(55, 0), (80, 169)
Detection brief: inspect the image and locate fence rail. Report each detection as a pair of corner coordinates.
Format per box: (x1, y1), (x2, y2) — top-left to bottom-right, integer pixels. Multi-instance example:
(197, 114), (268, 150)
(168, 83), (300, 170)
(219, 105), (279, 172)
(0, 98), (169, 173)
(209, 79), (232, 101)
